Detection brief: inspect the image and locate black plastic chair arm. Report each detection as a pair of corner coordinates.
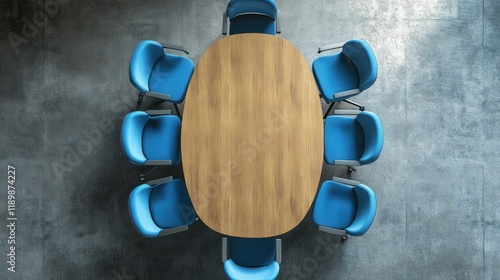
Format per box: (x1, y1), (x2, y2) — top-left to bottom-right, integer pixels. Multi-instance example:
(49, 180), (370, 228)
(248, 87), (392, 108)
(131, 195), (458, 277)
(145, 176), (174, 186)
(222, 11), (228, 35)
(144, 160), (172, 165)
(276, 10), (281, 34)
(161, 43), (189, 55)
(318, 42), (344, 54)
(145, 109), (172, 116)
(145, 91), (171, 101)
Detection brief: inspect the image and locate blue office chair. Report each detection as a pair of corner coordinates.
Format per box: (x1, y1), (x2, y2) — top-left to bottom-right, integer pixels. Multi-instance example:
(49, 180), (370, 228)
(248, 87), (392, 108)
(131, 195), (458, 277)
(222, 0), (281, 35)
(324, 110), (383, 172)
(129, 176), (196, 238)
(129, 40), (194, 116)
(313, 177), (376, 240)
(313, 39), (378, 118)
(121, 110), (181, 178)
(222, 237), (281, 280)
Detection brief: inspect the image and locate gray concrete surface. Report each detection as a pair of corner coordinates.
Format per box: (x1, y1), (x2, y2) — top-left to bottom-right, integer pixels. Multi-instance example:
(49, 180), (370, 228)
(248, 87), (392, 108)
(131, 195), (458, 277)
(0, 0), (499, 279)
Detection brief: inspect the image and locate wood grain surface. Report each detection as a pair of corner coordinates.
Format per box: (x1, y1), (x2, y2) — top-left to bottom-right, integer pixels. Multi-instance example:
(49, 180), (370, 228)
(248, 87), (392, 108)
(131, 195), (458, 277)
(181, 34), (323, 238)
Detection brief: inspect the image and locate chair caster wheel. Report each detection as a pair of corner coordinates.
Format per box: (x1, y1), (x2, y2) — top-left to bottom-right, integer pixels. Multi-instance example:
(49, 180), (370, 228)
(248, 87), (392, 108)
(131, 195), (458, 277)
(140, 175), (145, 181)
(341, 235), (348, 241)
(347, 166), (356, 173)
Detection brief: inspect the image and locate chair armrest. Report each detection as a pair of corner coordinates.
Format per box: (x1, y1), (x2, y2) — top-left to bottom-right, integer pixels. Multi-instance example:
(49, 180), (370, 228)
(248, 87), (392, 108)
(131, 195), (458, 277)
(222, 237), (228, 263)
(346, 184), (376, 236)
(333, 160), (361, 166)
(276, 10), (281, 34)
(146, 176), (173, 186)
(318, 42), (344, 53)
(129, 184), (163, 237)
(333, 89), (361, 100)
(145, 109), (172, 116)
(275, 239), (282, 264)
(222, 11), (228, 35)
(144, 160), (172, 165)
(145, 91), (171, 101)
(162, 43), (189, 55)
(331, 176), (360, 187)
(318, 225), (347, 236)
(333, 109), (361, 116)
(121, 111), (149, 165)
(158, 225), (189, 236)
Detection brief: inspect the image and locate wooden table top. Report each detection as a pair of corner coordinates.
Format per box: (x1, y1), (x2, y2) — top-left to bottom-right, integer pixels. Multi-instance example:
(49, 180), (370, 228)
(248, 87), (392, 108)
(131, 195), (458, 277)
(181, 34), (323, 238)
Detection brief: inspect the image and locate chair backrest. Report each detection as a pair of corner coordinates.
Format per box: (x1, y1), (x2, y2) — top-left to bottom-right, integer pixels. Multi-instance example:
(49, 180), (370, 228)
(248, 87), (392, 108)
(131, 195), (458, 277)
(346, 183), (377, 236)
(226, 0), (278, 20)
(355, 111), (383, 165)
(129, 40), (165, 93)
(121, 111), (150, 164)
(129, 183), (162, 237)
(341, 39), (378, 91)
(229, 237), (276, 267)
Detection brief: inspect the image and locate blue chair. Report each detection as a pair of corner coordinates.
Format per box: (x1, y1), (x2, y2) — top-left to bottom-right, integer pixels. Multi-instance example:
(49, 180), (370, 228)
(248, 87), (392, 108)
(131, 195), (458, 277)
(121, 110), (181, 168)
(129, 176), (196, 237)
(324, 110), (383, 172)
(313, 39), (378, 118)
(313, 177), (376, 240)
(222, 0), (281, 35)
(222, 237), (281, 280)
(129, 40), (194, 116)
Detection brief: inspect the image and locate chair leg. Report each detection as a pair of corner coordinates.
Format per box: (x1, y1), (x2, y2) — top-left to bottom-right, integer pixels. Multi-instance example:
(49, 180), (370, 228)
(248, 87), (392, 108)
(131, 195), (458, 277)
(140, 165), (159, 181)
(343, 99), (365, 111)
(137, 92), (145, 104)
(323, 102), (335, 119)
(174, 103), (182, 118)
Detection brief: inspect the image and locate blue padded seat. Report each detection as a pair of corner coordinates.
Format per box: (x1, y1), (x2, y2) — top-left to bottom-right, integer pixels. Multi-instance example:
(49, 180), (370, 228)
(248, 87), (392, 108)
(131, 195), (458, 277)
(229, 14), (276, 35)
(313, 39), (378, 103)
(324, 111), (383, 166)
(324, 115), (364, 164)
(312, 179), (376, 236)
(224, 237), (280, 280)
(129, 40), (194, 103)
(121, 111), (181, 165)
(129, 179), (195, 237)
(149, 179), (194, 228)
(225, 0), (279, 36)
(229, 237), (276, 267)
(141, 115), (181, 163)
(313, 54), (359, 102)
(224, 260), (279, 280)
(312, 181), (357, 230)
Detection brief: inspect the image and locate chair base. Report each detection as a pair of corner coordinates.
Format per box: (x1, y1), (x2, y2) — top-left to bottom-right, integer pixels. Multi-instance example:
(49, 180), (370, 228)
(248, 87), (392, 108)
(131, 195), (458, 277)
(137, 92), (182, 118)
(343, 99), (365, 111)
(140, 165), (160, 181)
(137, 92), (145, 104)
(174, 103), (181, 118)
(323, 99), (365, 119)
(323, 102), (335, 119)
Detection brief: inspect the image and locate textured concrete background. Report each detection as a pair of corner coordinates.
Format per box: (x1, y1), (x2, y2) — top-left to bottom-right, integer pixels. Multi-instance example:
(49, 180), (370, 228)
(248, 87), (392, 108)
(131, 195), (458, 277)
(0, 0), (499, 279)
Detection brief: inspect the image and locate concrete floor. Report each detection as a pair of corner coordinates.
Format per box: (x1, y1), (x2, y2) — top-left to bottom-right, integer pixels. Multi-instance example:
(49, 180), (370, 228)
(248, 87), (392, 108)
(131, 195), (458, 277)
(1, 0), (499, 279)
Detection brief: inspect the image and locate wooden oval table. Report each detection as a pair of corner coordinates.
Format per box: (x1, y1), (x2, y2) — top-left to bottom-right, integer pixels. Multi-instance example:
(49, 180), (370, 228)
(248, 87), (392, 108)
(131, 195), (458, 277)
(181, 34), (323, 238)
